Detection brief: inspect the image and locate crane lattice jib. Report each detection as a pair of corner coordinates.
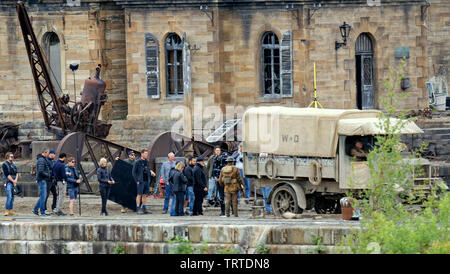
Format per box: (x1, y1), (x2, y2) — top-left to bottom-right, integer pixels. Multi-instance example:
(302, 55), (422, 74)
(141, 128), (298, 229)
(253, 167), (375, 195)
(16, 1), (67, 135)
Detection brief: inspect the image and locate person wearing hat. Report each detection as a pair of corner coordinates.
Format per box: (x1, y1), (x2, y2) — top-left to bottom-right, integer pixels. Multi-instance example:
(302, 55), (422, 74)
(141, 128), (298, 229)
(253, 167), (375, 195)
(124, 151), (136, 165)
(219, 157), (245, 217)
(44, 149), (58, 214)
(192, 156), (208, 216)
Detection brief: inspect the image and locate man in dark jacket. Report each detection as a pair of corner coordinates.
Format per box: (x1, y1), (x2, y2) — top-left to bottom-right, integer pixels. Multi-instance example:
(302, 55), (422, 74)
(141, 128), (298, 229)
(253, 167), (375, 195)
(2, 152), (19, 216)
(33, 148), (51, 216)
(65, 157), (80, 216)
(52, 153), (67, 216)
(44, 150), (58, 214)
(192, 157), (208, 216)
(183, 156), (195, 215)
(132, 149), (155, 214)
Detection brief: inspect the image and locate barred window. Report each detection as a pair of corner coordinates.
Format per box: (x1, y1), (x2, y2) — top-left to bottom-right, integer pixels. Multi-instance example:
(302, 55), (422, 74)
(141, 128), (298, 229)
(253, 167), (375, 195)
(145, 33), (159, 98)
(262, 32), (280, 96)
(165, 33), (183, 96)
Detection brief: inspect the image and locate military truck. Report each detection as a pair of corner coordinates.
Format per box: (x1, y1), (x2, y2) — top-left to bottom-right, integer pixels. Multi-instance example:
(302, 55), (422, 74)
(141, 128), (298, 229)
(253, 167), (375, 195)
(242, 106), (442, 216)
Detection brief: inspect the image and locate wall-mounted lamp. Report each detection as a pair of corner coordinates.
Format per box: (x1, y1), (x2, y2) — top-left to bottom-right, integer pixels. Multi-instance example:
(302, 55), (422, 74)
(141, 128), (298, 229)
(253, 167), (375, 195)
(335, 21), (351, 50)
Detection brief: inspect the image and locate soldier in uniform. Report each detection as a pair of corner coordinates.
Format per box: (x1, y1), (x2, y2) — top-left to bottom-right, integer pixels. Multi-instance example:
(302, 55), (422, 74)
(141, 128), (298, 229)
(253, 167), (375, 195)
(219, 157), (245, 217)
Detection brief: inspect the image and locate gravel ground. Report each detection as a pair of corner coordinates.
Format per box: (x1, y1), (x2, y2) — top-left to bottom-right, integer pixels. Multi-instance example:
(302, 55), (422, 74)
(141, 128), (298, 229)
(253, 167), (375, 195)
(0, 194), (256, 218)
(0, 195), (345, 222)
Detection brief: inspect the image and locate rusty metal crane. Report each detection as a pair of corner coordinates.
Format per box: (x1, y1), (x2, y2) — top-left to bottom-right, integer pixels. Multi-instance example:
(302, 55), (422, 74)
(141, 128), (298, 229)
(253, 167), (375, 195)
(16, 1), (237, 205)
(16, 1), (111, 139)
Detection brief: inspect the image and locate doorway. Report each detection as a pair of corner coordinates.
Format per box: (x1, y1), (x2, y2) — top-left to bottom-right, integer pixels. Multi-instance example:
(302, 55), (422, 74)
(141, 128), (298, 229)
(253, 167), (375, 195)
(355, 33), (374, 110)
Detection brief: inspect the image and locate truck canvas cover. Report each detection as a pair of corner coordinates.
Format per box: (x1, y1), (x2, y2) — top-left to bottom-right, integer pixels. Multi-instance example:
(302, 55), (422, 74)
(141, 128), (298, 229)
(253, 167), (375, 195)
(243, 107), (383, 158)
(337, 118), (424, 136)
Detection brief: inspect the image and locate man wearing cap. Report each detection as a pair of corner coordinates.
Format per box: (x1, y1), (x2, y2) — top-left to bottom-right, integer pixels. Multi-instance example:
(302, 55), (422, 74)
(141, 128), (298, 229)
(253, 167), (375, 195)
(219, 157), (244, 217)
(192, 156), (208, 216)
(52, 153), (67, 216)
(44, 149), (58, 214)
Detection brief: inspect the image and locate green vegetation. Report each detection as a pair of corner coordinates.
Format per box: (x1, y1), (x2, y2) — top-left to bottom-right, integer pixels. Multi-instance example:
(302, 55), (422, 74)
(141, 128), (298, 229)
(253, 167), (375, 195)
(310, 235), (326, 254)
(168, 235), (240, 254)
(340, 59), (449, 254)
(63, 245), (70, 254)
(255, 243), (271, 254)
(113, 243), (126, 254)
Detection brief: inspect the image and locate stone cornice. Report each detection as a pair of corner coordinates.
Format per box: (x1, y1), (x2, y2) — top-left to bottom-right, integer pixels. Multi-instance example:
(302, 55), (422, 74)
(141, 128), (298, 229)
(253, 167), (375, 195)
(113, 0), (428, 10)
(0, 0), (429, 11)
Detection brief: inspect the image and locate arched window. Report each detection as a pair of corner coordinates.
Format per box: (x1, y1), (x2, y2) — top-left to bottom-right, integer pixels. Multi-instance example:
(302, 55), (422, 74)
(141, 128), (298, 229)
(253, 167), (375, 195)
(262, 32), (280, 96)
(42, 32), (61, 93)
(165, 33), (183, 96)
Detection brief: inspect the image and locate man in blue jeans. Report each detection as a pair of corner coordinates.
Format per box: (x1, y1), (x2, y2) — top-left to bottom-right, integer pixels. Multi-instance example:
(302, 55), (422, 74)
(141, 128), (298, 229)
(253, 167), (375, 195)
(33, 148), (52, 217)
(232, 144), (251, 204)
(260, 187), (272, 214)
(183, 156), (195, 215)
(161, 152), (176, 214)
(206, 146), (226, 206)
(2, 152), (19, 216)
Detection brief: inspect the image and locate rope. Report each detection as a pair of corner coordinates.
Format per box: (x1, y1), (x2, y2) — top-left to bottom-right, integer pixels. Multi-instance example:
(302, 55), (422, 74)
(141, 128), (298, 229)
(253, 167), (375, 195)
(309, 160), (322, 186)
(264, 158), (278, 180)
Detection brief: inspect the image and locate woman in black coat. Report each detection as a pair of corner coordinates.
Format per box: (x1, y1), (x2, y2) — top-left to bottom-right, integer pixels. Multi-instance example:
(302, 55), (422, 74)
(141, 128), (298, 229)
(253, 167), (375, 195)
(97, 158), (115, 216)
(170, 161), (188, 216)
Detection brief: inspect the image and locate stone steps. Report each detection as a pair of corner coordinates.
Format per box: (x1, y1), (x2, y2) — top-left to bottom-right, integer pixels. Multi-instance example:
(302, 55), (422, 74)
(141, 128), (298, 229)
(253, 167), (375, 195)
(0, 218), (359, 254)
(0, 241), (343, 254)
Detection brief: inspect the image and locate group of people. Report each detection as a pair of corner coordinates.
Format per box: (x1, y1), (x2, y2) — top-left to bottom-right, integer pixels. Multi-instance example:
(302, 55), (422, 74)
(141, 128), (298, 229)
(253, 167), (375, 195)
(158, 146), (248, 217)
(116, 144), (252, 217)
(1, 143), (254, 218)
(1, 148), (82, 217)
(33, 149), (82, 217)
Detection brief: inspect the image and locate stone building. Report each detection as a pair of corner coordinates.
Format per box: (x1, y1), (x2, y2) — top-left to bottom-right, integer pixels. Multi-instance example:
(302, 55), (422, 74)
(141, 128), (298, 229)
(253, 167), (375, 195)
(0, 0), (448, 149)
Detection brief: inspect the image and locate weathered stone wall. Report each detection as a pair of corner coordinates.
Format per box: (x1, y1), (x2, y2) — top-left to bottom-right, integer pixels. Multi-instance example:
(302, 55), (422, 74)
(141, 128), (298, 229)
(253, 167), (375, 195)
(0, 1), (127, 140)
(427, 0), (450, 85)
(0, 218), (360, 254)
(0, 0), (449, 152)
(115, 1), (440, 148)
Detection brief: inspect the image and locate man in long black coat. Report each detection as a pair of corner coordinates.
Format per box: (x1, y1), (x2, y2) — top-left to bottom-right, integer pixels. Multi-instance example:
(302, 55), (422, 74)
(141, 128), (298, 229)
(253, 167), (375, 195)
(192, 157), (208, 216)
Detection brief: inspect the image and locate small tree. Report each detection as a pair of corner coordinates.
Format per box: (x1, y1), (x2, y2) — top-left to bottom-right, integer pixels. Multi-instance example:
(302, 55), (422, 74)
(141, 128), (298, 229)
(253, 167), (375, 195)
(341, 59), (449, 254)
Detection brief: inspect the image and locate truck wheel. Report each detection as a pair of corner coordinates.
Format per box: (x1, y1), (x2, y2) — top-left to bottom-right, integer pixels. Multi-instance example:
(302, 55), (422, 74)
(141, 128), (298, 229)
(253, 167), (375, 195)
(314, 195), (342, 214)
(271, 185), (303, 216)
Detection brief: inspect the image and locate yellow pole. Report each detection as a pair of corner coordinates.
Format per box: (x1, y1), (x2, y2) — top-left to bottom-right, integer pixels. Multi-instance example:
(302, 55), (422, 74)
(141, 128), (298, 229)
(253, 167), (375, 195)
(314, 62), (317, 98)
(308, 62), (323, 108)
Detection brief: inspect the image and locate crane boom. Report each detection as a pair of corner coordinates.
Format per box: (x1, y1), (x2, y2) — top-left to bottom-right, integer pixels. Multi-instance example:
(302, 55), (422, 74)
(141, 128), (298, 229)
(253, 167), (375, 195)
(16, 1), (68, 135)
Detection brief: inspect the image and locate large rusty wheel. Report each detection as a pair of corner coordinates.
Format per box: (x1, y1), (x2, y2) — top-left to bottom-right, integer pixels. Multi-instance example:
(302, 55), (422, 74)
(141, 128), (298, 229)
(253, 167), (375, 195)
(271, 185), (302, 216)
(147, 131), (215, 171)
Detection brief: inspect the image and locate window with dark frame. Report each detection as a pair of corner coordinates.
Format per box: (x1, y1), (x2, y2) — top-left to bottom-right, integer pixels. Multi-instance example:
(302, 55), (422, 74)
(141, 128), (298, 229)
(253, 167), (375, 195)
(165, 33), (184, 96)
(262, 32), (281, 96)
(145, 33), (159, 98)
